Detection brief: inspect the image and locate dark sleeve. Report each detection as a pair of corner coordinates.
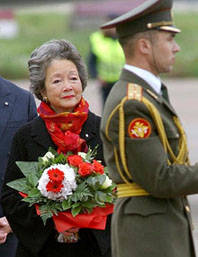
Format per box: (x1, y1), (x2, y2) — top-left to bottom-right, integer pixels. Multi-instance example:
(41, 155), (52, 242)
(1, 130), (54, 257)
(28, 92), (38, 121)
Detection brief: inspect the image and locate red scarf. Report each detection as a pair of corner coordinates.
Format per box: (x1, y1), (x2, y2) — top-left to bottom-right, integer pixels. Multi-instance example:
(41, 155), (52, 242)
(38, 97), (89, 154)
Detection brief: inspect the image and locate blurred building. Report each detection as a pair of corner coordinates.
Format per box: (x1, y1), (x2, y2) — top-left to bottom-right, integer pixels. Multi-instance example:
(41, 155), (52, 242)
(70, 0), (197, 29)
(0, 10), (19, 39)
(71, 0), (140, 29)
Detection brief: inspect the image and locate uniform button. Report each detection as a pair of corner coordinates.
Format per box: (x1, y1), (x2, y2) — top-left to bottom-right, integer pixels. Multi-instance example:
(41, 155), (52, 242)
(175, 133), (180, 138)
(4, 101), (9, 106)
(185, 205), (190, 212)
(85, 134), (89, 138)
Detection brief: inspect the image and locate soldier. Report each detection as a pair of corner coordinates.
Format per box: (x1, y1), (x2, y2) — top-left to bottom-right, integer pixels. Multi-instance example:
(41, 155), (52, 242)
(100, 0), (197, 256)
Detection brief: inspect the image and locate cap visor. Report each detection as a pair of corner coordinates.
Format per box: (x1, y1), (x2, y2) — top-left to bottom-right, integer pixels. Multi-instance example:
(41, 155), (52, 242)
(159, 26), (181, 33)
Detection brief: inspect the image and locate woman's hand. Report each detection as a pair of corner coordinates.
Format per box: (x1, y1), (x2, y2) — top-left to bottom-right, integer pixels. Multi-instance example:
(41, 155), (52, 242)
(57, 227), (79, 243)
(0, 217), (12, 244)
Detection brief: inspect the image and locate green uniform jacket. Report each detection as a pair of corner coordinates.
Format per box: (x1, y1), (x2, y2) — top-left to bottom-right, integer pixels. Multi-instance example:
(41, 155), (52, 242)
(100, 69), (197, 257)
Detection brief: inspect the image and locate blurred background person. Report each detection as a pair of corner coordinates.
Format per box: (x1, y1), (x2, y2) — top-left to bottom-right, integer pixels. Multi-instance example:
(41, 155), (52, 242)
(0, 76), (37, 257)
(88, 14), (125, 108)
(1, 39), (111, 257)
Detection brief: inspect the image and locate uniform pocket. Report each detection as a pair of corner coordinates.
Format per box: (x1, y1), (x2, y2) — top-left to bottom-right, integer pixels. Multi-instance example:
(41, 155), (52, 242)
(124, 196), (167, 216)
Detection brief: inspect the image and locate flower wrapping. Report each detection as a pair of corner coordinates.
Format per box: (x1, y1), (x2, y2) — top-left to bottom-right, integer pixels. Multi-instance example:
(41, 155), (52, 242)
(53, 204), (114, 232)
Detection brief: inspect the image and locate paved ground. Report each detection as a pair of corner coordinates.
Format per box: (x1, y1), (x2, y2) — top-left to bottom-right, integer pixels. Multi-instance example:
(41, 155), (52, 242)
(12, 77), (198, 254)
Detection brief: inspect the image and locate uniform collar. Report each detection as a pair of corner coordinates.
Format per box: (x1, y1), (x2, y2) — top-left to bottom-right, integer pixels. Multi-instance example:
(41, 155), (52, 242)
(124, 64), (162, 94)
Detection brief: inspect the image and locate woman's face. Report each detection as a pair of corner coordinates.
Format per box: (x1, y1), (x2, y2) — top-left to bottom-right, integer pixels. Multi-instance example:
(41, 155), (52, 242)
(43, 59), (83, 113)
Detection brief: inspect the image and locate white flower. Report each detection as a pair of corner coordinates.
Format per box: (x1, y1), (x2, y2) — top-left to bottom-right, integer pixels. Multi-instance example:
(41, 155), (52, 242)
(38, 164), (77, 201)
(78, 152), (87, 159)
(101, 175), (112, 189)
(41, 151), (55, 163)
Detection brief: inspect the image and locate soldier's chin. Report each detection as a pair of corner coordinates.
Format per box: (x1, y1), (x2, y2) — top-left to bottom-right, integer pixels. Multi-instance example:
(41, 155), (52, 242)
(163, 66), (174, 74)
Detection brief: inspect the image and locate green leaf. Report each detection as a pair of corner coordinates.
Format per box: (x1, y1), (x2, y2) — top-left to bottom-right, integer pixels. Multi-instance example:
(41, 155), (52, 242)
(7, 178), (29, 194)
(26, 188), (41, 198)
(62, 200), (72, 211)
(39, 206), (54, 225)
(71, 183), (92, 202)
(104, 195), (114, 203)
(21, 189), (42, 206)
(95, 191), (108, 205)
(97, 175), (106, 185)
(16, 161), (39, 177)
(81, 201), (95, 208)
(27, 173), (39, 187)
(86, 175), (106, 190)
(71, 205), (81, 217)
(104, 167), (109, 174)
(48, 147), (58, 156)
(85, 145), (98, 161)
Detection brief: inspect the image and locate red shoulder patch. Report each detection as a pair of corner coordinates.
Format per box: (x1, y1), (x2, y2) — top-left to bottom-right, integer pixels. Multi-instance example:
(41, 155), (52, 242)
(128, 118), (151, 139)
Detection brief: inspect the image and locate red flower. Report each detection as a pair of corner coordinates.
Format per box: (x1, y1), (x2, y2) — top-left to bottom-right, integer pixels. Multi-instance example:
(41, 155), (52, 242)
(67, 155), (83, 167)
(48, 168), (64, 182)
(92, 160), (104, 174)
(78, 162), (93, 177)
(46, 181), (63, 193)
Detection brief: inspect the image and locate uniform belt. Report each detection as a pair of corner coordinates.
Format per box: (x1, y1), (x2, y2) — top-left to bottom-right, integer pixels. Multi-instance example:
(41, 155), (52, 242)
(117, 183), (150, 198)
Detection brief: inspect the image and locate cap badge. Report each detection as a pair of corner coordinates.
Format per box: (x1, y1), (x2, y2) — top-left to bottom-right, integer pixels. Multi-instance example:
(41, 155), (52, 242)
(128, 118), (151, 139)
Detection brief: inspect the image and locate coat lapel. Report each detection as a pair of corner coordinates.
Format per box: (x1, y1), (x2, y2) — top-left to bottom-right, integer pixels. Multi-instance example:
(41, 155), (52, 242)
(80, 112), (97, 143)
(31, 117), (57, 151)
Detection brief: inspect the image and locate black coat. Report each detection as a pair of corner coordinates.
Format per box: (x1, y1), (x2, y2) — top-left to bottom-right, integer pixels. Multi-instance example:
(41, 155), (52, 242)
(1, 112), (111, 257)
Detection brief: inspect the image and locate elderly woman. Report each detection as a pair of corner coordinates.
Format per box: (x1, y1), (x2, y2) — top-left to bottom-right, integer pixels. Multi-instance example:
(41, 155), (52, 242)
(1, 39), (111, 257)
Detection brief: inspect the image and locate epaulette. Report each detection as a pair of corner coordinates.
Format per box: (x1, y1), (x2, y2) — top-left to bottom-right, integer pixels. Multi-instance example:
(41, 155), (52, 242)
(127, 83), (160, 102)
(127, 83), (143, 101)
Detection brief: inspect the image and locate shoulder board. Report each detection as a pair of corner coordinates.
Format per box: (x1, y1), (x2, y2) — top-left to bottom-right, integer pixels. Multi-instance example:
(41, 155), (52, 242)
(146, 89), (159, 101)
(127, 83), (143, 101)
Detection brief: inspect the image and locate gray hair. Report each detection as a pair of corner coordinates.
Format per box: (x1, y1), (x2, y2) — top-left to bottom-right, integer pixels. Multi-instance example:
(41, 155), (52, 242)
(28, 39), (88, 100)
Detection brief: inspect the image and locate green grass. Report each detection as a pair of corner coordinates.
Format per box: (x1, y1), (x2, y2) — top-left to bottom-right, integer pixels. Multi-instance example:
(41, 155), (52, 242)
(170, 12), (198, 77)
(0, 10), (197, 79)
(0, 11), (94, 79)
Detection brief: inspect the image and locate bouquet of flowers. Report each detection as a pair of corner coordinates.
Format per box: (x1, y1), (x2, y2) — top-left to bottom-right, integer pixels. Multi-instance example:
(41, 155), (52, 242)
(7, 147), (116, 243)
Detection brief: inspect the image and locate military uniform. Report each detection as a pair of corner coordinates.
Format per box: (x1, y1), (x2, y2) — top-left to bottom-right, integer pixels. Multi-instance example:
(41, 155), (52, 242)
(100, 0), (198, 256)
(101, 68), (197, 257)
